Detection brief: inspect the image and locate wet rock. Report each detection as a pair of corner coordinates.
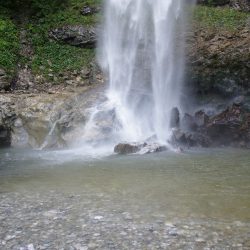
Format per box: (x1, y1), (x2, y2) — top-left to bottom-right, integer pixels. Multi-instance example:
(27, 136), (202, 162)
(0, 85), (104, 149)
(206, 104), (250, 146)
(170, 107), (180, 128)
(194, 110), (209, 127)
(81, 6), (100, 15)
(197, 0), (230, 6)
(215, 79), (242, 97)
(49, 25), (97, 48)
(0, 69), (10, 91)
(181, 113), (197, 131)
(0, 95), (16, 147)
(114, 142), (167, 155)
(233, 95), (245, 106)
(185, 132), (211, 147)
(172, 129), (187, 145)
(139, 143), (167, 154)
(114, 143), (143, 154)
(230, 0), (250, 11)
(171, 128), (211, 148)
(0, 126), (11, 148)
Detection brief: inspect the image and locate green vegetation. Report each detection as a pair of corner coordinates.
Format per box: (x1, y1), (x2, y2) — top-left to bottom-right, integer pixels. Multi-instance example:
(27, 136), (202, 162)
(0, 7), (19, 75)
(0, 0), (249, 83)
(31, 42), (95, 75)
(1, 0), (101, 81)
(28, 0), (101, 79)
(193, 5), (249, 30)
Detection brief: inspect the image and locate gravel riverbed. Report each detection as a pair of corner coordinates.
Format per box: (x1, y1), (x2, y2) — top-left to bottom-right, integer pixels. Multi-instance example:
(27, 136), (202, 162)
(1, 191), (250, 250)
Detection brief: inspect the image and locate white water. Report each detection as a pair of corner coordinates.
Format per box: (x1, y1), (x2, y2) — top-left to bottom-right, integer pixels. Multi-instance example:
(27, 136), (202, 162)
(79, 0), (193, 150)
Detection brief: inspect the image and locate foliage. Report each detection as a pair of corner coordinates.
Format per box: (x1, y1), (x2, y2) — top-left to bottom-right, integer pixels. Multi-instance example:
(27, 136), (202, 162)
(1, 0), (249, 82)
(0, 7), (19, 75)
(193, 5), (250, 30)
(28, 0), (101, 79)
(31, 42), (95, 76)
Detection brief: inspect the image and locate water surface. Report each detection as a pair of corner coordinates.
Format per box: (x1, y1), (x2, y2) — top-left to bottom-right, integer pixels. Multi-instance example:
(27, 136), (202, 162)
(0, 148), (250, 249)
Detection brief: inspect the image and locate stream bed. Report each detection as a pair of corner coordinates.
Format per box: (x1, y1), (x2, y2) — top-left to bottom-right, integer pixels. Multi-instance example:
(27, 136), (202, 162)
(0, 148), (250, 249)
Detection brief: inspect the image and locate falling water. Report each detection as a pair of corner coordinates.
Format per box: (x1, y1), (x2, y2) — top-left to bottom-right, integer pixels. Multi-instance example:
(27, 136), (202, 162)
(79, 0), (193, 150)
(97, 0), (192, 144)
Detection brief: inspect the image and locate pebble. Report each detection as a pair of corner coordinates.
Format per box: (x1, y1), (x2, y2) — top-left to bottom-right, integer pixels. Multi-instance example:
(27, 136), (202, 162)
(93, 216), (103, 220)
(27, 244), (35, 250)
(5, 235), (15, 241)
(0, 192), (249, 249)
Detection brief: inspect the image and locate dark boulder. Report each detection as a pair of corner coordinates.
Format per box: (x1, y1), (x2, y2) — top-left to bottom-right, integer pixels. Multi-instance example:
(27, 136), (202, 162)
(194, 110), (209, 127)
(114, 143), (143, 154)
(185, 132), (211, 147)
(170, 107), (180, 128)
(49, 25), (97, 48)
(233, 95), (245, 106)
(206, 104), (250, 146)
(172, 129), (187, 145)
(181, 113), (197, 131)
(0, 126), (11, 148)
(171, 128), (211, 148)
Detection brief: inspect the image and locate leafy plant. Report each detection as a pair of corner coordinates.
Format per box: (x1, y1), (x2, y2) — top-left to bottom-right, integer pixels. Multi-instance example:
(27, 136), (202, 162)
(0, 8), (19, 75)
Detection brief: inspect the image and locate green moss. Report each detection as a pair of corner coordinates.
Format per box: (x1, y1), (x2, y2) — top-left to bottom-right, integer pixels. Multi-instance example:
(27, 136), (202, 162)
(0, 7), (19, 75)
(193, 5), (249, 30)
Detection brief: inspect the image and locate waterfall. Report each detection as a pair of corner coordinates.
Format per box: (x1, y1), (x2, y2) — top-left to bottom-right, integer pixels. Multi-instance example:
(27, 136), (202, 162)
(97, 0), (191, 144)
(78, 0), (194, 151)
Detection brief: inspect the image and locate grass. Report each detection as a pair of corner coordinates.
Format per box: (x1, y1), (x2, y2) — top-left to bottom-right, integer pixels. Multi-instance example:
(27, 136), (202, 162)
(1, 1), (249, 82)
(27, 0), (101, 80)
(32, 42), (95, 75)
(0, 7), (19, 76)
(193, 5), (250, 30)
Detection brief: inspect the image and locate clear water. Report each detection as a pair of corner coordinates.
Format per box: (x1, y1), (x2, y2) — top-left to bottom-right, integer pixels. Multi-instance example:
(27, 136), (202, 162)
(1, 148), (250, 222)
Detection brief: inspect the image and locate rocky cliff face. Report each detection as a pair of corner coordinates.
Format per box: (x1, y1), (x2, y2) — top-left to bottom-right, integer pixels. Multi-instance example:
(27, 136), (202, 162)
(0, 85), (105, 148)
(187, 26), (249, 98)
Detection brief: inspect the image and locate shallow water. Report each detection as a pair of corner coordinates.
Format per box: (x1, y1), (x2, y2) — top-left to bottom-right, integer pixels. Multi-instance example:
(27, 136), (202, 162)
(0, 148), (250, 249)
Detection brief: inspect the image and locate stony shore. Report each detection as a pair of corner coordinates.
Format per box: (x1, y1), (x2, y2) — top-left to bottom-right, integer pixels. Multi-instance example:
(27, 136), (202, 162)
(1, 191), (250, 250)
